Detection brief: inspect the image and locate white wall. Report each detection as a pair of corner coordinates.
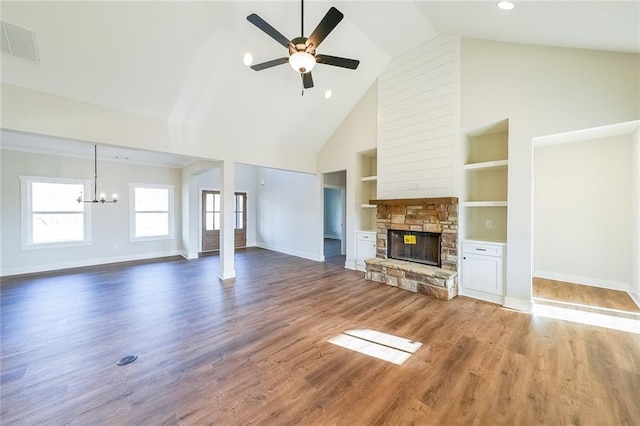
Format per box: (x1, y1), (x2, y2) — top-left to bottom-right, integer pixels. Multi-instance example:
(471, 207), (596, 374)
(461, 39), (640, 309)
(255, 167), (323, 262)
(632, 128), (640, 304)
(1, 83), (316, 174)
(1, 150), (182, 276)
(324, 171), (347, 186)
(377, 36), (460, 199)
(534, 135), (634, 291)
(317, 82), (378, 268)
(324, 188), (342, 239)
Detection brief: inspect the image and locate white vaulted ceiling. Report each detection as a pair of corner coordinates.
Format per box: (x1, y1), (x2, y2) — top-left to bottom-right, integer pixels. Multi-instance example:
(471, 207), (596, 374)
(1, 1), (638, 161)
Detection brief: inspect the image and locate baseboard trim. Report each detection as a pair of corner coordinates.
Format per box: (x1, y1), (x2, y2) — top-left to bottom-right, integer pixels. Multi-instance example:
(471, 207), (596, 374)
(181, 251), (199, 260)
(218, 269), (236, 281)
(504, 296), (533, 312)
(629, 292), (640, 310)
(1, 250), (182, 278)
(459, 287), (504, 305)
(256, 243), (324, 262)
(534, 270), (629, 292)
(344, 260), (356, 270)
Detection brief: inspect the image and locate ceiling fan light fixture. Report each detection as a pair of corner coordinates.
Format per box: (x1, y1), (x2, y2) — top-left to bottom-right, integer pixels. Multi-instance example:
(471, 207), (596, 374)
(242, 52), (254, 67)
(289, 51), (316, 73)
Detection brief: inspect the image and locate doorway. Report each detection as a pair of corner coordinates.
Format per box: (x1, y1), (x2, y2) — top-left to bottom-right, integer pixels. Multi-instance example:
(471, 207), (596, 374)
(323, 170), (347, 260)
(201, 190), (247, 252)
(531, 124), (640, 322)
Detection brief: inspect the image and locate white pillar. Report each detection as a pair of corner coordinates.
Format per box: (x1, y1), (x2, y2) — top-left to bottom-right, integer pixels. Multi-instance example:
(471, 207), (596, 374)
(218, 159), (236, 280)
(180, 169), (199, 259)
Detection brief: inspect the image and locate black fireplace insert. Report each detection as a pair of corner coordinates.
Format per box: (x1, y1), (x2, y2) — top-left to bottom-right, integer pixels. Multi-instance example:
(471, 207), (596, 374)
(387, 229), (441, 267)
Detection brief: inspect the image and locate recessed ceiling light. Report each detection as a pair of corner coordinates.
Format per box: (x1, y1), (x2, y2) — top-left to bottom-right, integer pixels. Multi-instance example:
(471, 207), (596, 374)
(324, 89), (332, 99)
(242, 52), (253, 67)
(497, 1), (515, 10)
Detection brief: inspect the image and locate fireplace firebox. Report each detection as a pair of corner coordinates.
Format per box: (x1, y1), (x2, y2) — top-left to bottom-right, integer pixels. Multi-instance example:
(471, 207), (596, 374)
(387, 229), (441, 267)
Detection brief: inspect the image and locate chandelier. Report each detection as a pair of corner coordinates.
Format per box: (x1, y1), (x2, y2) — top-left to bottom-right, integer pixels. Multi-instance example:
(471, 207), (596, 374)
(76, 145), (118, 204)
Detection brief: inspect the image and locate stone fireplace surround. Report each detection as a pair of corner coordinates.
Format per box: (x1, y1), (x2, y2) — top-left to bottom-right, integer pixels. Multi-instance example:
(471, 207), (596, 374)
(364, 197), (459, 301)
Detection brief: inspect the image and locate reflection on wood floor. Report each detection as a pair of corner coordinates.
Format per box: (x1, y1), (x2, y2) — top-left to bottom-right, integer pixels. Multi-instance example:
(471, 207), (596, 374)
(1, 250), (639, 424)
(533, 277), (640, 315)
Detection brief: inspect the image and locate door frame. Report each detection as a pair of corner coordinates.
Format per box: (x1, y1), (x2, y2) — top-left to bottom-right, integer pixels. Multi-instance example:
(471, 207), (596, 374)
(200, 188), (220, 252)
(323, 184), (346, 256)
(199, 187), (251, 252)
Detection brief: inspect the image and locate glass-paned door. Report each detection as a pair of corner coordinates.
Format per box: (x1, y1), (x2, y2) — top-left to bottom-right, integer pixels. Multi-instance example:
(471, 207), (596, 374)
(201, 191), (247, 252)
(202, 190), (220, 252)
(234, 192), (247, 248)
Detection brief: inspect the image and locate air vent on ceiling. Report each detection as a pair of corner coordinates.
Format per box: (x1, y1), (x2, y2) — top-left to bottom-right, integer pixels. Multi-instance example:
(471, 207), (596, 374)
(1, 20), (40, 63)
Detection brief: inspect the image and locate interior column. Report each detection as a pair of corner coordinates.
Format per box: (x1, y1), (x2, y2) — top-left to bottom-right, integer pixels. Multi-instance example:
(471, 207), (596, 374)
(218, 158), (236, 280)
(180, 168), (199, 259)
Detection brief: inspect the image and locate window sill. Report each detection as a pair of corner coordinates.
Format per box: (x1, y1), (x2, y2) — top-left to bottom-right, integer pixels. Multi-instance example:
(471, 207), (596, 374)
(130, 235), (175, 243)
(22, 241), (92, 250)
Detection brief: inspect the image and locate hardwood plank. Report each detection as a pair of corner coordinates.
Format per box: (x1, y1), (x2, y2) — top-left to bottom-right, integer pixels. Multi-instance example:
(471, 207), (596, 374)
(1, 248), (639, 424)
(533, 277), (640, 313)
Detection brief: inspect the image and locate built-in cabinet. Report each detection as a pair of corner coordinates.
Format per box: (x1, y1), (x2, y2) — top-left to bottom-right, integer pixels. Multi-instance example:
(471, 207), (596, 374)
(462, 241), (505, 303)
(358, 149), (377, 231)
(461, 120), (508, 302)
(355, 231), (376, 272)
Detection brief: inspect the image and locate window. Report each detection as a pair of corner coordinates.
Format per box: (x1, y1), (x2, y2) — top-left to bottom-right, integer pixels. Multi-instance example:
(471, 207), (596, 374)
(130, 184), (174, 240)
(204, 191), (221, 231)
(20, 176), (91, 247)
(202, 191), (245, 231)
(235, 193), (245, 229)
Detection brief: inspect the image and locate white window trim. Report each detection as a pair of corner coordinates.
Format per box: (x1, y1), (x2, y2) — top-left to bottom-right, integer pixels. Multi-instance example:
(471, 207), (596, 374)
(129, 182), (175, 242)
(19, 175), (92, 250)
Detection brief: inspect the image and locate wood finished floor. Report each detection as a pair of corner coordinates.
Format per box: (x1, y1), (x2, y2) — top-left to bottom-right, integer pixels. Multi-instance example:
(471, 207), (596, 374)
(2, 248), (640, 425)
(533, 277), (640, 313)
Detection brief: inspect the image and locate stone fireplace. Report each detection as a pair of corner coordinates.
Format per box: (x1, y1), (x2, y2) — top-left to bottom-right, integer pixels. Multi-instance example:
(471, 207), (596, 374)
(364, 197), (459, 301)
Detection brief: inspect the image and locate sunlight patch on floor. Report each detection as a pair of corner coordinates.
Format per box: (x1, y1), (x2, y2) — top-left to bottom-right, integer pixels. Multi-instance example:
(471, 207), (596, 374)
(327, 329), (422, 365)
(533, 303), (640, 334)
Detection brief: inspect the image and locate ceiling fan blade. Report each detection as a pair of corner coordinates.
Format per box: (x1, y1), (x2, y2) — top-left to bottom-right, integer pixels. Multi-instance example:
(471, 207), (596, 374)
(247, 13), (292, 49)
(316, 54), (360, 70)
(307, 7), (343, 50)
(302, 72), (314, 89)
(251, 57), (289, 71)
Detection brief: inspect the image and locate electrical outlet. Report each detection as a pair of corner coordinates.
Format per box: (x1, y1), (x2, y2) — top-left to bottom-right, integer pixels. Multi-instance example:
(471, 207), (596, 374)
(485, 220), (493, 229)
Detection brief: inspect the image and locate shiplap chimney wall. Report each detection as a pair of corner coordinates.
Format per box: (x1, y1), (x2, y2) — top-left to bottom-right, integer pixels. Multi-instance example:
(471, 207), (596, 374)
(377, 36), (460, 200)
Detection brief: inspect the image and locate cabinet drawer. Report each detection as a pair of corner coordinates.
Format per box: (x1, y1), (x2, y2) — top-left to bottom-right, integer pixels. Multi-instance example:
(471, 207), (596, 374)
(463, 242), (504, 257)
(356, 232), (376, 242)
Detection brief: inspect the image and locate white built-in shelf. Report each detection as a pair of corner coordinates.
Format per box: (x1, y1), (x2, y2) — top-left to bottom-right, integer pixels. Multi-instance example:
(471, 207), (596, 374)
(463, 201), (508, 207)
(361, 203), (377, 209)
(463, 160), (508, 170)
(361, 175), (378, 182)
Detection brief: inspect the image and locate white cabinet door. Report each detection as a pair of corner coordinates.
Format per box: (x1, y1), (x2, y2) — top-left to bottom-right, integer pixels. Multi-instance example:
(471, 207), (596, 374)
(462, 253), (503, 294)
(356, 232), (376, 272)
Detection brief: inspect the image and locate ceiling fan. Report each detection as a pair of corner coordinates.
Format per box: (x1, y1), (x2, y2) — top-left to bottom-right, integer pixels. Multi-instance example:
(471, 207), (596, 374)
(246, 0), (360, 90)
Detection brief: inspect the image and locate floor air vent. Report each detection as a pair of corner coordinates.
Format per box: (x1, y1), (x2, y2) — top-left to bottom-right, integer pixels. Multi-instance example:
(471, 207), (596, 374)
(117, 355), (137, 366)
(1, 21), (40, 63)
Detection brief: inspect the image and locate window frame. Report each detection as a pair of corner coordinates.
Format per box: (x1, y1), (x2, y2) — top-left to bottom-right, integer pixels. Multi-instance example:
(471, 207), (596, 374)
(129, 183), (175, 242)
(20, 175), (92, 249)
